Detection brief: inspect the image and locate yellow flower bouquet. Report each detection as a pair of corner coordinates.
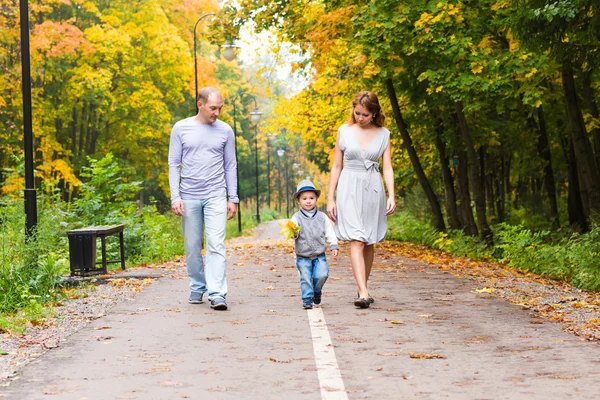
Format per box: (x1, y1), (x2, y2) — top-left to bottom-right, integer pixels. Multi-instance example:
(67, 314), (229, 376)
(279, 220), (301, 239)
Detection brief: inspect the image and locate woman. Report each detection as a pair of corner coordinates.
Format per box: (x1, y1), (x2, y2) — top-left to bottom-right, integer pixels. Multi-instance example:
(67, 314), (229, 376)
(327, 91), (396, 308)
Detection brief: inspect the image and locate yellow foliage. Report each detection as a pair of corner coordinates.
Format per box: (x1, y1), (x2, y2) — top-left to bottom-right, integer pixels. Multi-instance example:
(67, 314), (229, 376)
(524, 68), (538, 79)
(363, 62), (381, 78)
(471, 64), (483, 74)
(415, 12), (433, 28)
(279, 220), (301, 239)
(1, 175), (24, 197)
(506, 29), (519, 52)
(491, 1), (512, 11)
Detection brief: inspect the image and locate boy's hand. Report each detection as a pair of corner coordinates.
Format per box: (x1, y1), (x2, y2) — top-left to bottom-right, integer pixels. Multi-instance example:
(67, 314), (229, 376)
(294, 231), (300, 239)
(331, 249), (339, 257)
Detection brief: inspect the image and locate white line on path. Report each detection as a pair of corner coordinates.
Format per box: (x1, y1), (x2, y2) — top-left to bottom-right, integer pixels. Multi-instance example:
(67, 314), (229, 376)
(307, 308), (349, 400)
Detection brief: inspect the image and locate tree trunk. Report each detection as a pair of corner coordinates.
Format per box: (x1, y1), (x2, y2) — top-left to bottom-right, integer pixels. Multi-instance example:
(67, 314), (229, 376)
(78, 101), (86, 157)
(562, 60), (600, 219)
(385, 79), (446, 231)
(504, 152), (512, 208)
(433, 117), (462, 229)
(495, 148), (506, 222)
(534, 106), (559, 227)
(70, 106), (77, 162)
(480, 146), (495, 218)
(581, 70), (600, 170)
(455, 101), (492, 242)
(451, 114), (478, 236)
(561, 136), (588, 232)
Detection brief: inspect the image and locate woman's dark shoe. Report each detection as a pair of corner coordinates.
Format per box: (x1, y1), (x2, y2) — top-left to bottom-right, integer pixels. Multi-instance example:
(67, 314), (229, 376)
(357, 292), (374, 304)
(354, 298), (370, 308)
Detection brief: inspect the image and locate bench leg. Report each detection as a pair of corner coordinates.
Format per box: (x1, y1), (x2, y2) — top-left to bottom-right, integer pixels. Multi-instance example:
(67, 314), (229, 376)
(101, 236), (108, 274)
(119, 231), (126, 270)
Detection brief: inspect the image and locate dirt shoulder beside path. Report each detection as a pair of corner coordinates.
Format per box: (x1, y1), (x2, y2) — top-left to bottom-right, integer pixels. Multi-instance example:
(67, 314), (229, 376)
(1, 220), (599, 399)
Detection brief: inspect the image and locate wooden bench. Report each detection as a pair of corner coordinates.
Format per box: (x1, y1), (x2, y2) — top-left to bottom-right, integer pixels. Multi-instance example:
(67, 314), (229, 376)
(67, 224), (126, 277)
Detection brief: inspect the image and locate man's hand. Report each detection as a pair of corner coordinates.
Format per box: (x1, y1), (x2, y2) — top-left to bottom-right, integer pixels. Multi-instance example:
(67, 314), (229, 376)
(172, 200), (184, 216)
(227, 202), (237, 220)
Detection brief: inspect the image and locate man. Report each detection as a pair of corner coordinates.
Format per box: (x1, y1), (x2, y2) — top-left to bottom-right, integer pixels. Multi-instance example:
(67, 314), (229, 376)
(168, 87), (238, 311)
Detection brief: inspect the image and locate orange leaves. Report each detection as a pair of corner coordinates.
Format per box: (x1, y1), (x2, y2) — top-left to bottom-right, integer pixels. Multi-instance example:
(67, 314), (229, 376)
(31, 21), (93, 59)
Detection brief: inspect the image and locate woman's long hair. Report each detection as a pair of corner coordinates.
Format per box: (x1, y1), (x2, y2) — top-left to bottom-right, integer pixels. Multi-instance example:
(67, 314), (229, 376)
(347, 91), (386, 127)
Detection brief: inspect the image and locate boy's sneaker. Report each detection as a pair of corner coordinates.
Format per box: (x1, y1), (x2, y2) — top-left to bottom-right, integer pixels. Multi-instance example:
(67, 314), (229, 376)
(210, 298), (228, 311)
(188, 292), (203, 304)
(303, 300), (313, 309)
(313, 292), (322, 305)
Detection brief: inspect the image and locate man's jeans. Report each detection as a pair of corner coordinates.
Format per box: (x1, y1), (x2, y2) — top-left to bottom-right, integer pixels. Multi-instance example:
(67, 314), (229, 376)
(182, 198), (227, 301)
(296, 253), (329, 301)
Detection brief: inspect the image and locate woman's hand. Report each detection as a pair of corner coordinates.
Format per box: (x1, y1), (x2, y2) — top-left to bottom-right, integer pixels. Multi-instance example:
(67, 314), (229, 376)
(327, 200), (337, 222)
(385, 196), (396, 215)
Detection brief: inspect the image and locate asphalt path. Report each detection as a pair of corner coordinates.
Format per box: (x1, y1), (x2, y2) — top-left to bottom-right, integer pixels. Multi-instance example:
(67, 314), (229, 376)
(2, 220), (600, 399)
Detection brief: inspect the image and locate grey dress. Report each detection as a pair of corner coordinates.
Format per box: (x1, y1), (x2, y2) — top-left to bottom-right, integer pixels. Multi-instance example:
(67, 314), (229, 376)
(334, 124), (390, 245)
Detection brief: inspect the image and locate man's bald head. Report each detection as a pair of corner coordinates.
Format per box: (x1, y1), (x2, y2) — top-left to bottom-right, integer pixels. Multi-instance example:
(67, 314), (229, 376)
(197, 87), (222, 103)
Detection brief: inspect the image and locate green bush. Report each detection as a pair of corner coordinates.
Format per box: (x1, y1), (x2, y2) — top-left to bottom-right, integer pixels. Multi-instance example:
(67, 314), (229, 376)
(386, 212), (600, 291)
(386, 211), (439, 246)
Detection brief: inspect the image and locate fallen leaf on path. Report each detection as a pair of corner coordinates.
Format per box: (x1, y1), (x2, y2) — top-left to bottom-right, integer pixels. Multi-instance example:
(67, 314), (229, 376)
(409, 352), (446, 359)
(419, 314), (433, 318)
(208, 387), (229, 392)
(263, 286), (276, 290)
(269, 357), (292, 363)
(475, 287), (495, 294)
(160, 380), (180, 386)
(378, 352), (401, 356)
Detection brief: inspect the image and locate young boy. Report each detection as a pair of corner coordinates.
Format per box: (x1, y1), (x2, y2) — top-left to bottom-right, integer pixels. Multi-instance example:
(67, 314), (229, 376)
(290, 180), (338, 309)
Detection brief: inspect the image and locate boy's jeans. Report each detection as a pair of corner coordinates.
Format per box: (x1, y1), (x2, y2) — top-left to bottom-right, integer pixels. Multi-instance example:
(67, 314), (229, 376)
(296, 253), (329, 301)
(182, 197), (227, 301)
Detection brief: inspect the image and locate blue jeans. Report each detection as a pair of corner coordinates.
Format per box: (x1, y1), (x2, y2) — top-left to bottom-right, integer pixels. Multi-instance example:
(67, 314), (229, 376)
(182, 198), (227, 301)
(296, 253), (329, 301)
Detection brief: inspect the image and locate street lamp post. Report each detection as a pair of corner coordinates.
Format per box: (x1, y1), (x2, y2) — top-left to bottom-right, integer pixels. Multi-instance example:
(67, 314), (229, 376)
(193, 13), (237, 113)
(276, 150), (282, 213)
(232, 92), (261, 231)
(267, 134), (274, 209)
(19, 0), (37, 239)
(277, 149), (290, 218)
(250, 108), (263, 223)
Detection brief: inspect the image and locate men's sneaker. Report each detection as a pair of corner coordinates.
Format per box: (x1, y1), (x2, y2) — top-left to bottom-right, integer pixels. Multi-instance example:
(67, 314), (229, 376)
(188, 292), (203, 304)
(313, 292), (322, 305)
(210, 298), (228, 311)
(303, 300), (313, 309)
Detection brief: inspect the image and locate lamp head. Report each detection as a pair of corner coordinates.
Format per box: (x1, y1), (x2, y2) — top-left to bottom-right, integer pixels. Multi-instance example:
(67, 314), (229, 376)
(221, 42), (238, 61)
(250, 107), (263, 124)
(277, 149), (285, 157)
